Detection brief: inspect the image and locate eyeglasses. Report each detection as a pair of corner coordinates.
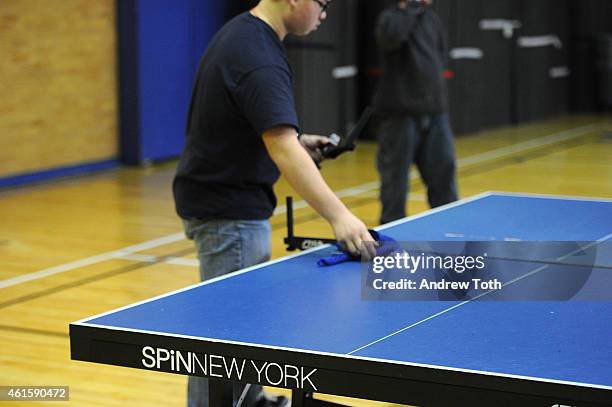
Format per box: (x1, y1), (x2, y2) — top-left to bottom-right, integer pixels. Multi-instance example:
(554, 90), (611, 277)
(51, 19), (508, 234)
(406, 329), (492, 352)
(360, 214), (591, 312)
(312, 0), (330, 15)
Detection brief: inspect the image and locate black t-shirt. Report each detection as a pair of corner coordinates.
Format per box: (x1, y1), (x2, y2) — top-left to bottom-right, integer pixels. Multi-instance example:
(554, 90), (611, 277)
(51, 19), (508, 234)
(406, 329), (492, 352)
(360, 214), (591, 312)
(173, 12), (299, 221)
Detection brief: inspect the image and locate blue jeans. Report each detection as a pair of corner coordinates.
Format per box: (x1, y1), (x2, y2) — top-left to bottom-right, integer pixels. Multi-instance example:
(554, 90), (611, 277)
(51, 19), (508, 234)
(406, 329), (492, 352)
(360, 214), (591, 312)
(183, 219), (271, 407)
(376, 113), (458, 224)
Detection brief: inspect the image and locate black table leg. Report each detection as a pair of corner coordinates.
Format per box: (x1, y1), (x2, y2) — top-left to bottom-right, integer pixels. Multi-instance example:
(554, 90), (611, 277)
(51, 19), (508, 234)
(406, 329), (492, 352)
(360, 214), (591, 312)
(291, 390), (310, 407)
(209, 378), (233, 407)
(291, 391), (347, 407)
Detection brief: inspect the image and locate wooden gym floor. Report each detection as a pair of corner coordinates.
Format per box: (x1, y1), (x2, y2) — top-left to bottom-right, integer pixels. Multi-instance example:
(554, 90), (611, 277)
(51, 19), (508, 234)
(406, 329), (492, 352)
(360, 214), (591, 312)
(0, 114), (611, 406)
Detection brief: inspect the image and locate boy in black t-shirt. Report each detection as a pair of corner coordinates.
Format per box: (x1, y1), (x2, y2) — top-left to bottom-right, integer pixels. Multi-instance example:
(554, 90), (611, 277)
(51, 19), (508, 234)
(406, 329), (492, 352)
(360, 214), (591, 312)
(173, 1), (375, 406)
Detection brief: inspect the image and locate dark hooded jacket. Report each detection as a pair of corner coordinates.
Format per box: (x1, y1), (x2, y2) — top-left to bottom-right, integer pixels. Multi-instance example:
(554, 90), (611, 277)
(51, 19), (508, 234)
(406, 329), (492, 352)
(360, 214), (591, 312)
(373, 2), (449, 116)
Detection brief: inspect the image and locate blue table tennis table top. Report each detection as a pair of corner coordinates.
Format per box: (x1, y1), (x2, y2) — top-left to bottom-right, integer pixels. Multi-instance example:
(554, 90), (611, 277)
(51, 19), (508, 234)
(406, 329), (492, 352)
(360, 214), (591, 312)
(72, 192), (612, 403)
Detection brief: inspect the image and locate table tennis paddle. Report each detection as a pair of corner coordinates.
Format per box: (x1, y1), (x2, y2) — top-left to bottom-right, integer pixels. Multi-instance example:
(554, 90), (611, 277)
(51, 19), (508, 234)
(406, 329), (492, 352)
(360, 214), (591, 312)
(321, 106), (373, 160)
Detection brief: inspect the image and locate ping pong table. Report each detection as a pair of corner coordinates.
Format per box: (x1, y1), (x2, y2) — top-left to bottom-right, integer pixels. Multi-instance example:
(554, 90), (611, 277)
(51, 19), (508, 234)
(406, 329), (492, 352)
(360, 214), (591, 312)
(70, 192), (612, 407)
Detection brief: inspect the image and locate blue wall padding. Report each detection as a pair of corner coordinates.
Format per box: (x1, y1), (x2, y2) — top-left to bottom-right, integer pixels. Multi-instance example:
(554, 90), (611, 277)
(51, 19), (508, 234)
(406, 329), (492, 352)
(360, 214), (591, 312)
(119, 0), (226, 164)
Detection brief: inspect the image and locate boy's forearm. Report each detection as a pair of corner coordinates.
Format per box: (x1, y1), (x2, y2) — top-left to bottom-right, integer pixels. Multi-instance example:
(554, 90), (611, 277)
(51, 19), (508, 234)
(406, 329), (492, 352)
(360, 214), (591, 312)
(262, 127), (349, 224)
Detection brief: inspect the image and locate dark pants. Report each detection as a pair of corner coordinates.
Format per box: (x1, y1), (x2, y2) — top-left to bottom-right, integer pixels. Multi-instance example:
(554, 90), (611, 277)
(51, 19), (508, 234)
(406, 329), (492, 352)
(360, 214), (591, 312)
(377, 113), (458, 224)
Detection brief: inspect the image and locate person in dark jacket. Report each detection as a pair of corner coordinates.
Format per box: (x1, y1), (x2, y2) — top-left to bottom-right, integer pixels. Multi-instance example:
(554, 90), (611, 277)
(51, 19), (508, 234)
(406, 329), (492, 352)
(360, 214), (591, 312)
(373, 0), (458, 224)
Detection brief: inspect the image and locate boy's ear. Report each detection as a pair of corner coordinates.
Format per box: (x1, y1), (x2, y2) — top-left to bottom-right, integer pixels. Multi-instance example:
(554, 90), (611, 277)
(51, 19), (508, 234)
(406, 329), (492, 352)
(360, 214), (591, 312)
(287, 0), (300, 9)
